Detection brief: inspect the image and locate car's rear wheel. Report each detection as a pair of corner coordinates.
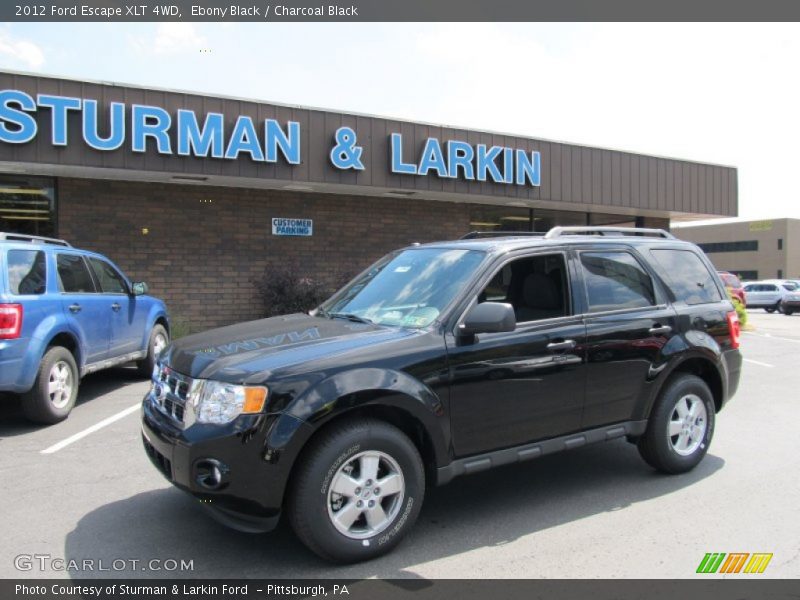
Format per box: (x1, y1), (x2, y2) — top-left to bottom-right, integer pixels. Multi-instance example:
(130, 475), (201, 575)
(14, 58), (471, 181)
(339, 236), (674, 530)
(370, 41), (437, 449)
(137, 324), (169, 377)
(638, 374), (715, 474)
(22, 346), (79, 424)
(765, 306), (776, 313)
(288, 418), (424, 563)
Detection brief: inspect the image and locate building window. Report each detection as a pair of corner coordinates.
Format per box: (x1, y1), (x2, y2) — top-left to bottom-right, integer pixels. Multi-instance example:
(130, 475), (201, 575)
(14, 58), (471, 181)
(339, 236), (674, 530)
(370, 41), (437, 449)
(469, 206), (532, 233)
(778, 238), (783, 250)
(0, 176), (56, 237)
(735, 270), (758, 281)
(697, 240), (758, 253)
(531, 208), (587, 232)
(778, 269), (783, 279)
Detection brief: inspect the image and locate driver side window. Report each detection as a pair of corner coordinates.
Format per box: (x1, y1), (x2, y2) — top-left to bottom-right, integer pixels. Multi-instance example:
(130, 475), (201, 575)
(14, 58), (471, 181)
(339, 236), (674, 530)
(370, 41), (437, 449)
(478, 254), (570, 323)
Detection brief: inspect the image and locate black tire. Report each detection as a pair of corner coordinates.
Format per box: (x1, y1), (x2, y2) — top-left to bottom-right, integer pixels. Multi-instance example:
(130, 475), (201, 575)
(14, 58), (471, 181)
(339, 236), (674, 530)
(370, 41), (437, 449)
(137, 324), (169, 377)
(638, 374), (715, 474)
(22, 346), (79, 424)
(765, 307), (775, 313)
(785, 309), (794, 316)
(288, 418), (425, 563)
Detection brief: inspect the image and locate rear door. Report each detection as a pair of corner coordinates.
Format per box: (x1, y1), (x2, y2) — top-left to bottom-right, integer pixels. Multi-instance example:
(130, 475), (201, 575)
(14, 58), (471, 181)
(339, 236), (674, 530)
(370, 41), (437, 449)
(56, 252), (111, 364)
(578, 247), (678, 429)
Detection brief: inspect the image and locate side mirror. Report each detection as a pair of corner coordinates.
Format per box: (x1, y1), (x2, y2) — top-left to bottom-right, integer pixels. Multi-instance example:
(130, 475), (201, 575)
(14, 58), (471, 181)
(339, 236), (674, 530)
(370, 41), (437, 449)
(459, 302), (516, 336)
(131, 281), (149, 296)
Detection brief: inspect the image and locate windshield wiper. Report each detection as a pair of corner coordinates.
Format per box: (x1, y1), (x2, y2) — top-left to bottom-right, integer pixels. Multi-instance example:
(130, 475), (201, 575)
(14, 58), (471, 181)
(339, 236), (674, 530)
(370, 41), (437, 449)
(328, 312), (373, 324)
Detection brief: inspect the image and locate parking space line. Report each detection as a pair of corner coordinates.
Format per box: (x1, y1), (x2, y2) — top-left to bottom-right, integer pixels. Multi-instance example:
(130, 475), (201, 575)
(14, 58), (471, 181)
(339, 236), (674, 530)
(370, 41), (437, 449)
(743, 331), (800, 344)
(41, 403), (141, 455)
(743, 358), (775, 368)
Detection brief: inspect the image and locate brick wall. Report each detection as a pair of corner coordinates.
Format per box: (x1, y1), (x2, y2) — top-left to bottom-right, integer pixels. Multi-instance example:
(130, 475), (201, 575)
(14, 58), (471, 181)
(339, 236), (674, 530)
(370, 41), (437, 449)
(57, 178), (471, 330)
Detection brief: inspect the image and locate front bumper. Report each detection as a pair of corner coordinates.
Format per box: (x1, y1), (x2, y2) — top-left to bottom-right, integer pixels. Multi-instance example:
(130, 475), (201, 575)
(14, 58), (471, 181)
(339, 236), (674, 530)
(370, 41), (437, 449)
(140, 391), (314, 532)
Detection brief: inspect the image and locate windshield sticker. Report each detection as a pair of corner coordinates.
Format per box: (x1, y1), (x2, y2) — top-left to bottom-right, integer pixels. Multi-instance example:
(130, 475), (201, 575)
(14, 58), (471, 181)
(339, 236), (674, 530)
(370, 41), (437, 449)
(394, 266), (412, 273)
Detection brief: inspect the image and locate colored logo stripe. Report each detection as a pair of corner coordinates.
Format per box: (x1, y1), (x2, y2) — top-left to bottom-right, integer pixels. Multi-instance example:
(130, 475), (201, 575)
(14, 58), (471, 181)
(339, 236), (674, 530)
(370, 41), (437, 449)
(719, 553), (749, 573)
(744, 553), (773, 574)
(696, 552), (773, 574)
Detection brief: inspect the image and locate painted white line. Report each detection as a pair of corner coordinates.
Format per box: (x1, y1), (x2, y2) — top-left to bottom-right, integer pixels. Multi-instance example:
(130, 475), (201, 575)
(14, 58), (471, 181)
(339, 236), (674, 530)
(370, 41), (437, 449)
(41, 403), (140, 455)
(743, 331), (800, 344)
(743, 358), (775, 368)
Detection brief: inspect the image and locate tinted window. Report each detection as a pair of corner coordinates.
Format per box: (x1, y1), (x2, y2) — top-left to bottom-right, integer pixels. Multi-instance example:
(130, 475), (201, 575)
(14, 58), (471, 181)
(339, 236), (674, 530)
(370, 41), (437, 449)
(7, 249), (46, 295)
(651, 249), (723, 305)
(580, 251), (655, 312)
(88, 257), (127, 294)
(56, 254), (96, 293)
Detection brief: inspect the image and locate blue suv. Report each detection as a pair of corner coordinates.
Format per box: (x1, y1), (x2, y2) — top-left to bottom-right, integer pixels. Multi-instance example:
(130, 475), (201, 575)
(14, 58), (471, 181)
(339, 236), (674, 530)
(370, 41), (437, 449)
(0, 233), (169, 423)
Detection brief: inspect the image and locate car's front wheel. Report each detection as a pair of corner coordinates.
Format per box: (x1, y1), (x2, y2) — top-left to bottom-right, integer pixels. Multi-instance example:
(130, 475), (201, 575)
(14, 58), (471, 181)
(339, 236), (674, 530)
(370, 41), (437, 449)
(288, 418), (425, 563)
(638, 374), (715, 474)
(22, 346), (79, 424)
(137, 324), (169, 377)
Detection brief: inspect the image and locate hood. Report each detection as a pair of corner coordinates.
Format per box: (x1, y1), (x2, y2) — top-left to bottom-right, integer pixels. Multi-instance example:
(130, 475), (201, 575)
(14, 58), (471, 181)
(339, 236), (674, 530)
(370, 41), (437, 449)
(161, 313), (418, 382)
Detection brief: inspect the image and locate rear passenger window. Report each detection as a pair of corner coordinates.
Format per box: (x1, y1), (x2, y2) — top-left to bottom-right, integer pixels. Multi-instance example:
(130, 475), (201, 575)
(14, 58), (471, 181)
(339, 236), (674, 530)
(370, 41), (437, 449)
(7, 250), (46, 295)
(650, 249), (723, 305)
(580, 251), (655, 312)
(56, 254), (96, 293)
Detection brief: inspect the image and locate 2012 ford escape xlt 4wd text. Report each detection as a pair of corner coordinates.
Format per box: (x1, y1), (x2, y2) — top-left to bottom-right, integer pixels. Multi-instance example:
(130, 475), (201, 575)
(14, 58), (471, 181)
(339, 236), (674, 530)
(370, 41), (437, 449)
(141, 227), (742, 563)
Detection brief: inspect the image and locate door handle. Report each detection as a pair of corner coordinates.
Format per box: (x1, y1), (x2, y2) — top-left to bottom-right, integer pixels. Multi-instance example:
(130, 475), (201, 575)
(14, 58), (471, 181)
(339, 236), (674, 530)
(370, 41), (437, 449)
(546, 339), (576, 352)
(111, 303), (121, 312)
(68, 304), (81, 314)
(648, 324), (672, 335)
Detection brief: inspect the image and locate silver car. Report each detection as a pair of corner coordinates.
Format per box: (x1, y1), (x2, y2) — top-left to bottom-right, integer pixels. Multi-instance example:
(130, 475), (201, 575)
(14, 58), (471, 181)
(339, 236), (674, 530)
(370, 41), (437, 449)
(743, 280), (797, 313)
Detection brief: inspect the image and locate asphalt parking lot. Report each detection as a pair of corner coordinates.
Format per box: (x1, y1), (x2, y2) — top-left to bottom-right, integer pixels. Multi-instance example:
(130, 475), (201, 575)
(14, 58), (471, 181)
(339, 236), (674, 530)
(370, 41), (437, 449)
(1, 310), (798, 580)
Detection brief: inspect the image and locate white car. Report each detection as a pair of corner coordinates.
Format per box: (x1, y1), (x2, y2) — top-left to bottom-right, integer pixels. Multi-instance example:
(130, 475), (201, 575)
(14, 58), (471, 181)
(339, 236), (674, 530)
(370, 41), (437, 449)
(743, 280), (798, 313)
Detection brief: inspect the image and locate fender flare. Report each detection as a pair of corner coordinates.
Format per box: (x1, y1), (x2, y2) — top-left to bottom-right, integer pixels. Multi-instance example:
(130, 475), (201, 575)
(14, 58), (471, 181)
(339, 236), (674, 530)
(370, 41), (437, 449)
(284, 367), (450, 468)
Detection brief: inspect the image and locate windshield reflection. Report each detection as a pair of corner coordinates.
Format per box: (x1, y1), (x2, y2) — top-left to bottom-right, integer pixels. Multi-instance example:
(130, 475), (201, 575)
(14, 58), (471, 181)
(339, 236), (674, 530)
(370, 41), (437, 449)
(320, 248), (485, 329)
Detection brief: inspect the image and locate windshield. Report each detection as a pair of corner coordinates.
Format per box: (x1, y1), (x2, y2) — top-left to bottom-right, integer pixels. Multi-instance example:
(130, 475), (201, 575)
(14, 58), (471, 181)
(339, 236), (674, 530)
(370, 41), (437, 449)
(320, 247), (486, 328)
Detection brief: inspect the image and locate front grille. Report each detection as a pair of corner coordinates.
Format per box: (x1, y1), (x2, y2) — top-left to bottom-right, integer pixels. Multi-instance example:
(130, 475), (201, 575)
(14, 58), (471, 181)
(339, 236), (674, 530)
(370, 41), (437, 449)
(142, 436), (173, 481)
(151, 364), (194, 425)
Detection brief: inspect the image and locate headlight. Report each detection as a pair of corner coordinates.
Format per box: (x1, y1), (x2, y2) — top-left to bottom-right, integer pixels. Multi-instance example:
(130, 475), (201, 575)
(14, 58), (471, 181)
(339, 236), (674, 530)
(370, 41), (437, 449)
(194, 381), (268, 425)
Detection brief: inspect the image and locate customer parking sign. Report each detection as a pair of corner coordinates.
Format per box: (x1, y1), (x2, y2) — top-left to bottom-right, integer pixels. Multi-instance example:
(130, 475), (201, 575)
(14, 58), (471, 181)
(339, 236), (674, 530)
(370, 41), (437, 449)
(272, 218), (313, 237)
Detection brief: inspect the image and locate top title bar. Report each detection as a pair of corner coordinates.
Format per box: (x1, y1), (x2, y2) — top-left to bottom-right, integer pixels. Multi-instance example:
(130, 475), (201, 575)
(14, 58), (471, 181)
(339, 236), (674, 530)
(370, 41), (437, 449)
(6, 0), (800, 21)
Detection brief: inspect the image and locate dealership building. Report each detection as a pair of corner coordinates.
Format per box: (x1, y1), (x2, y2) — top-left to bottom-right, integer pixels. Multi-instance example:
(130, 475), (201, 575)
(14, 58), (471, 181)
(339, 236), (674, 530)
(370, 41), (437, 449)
(0, 71), (738, 328)
(675, 218), (800, 281)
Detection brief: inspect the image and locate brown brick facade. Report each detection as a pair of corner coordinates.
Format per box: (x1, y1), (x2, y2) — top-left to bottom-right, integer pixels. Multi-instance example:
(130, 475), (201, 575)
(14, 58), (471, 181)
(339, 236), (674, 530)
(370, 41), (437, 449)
(57, 178), (471, 330)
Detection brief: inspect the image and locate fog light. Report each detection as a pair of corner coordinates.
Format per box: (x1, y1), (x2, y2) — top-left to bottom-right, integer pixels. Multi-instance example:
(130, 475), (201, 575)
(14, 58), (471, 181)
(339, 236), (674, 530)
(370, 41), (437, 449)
(195, 458), (230, 490)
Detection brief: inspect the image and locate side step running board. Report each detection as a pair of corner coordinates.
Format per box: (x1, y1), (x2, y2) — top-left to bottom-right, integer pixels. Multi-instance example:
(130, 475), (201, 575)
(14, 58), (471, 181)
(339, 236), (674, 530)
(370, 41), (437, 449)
(436, 420), (648, 485)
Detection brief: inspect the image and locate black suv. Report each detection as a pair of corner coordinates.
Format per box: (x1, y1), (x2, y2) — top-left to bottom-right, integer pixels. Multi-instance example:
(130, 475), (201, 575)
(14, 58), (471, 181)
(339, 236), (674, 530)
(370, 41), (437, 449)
(141, 227), (742, 563)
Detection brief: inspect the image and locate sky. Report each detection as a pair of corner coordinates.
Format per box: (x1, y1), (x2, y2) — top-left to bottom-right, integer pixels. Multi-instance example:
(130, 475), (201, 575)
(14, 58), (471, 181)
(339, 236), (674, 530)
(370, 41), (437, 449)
(1, 22), (799, 223)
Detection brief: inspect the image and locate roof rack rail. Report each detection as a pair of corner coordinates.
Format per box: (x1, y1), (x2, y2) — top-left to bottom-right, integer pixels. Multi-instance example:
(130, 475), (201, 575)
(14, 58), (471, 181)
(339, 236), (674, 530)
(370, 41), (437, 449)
(544, 226), (674, 240)
(461, 231), (547, 240)
(0, 232), (71, 247)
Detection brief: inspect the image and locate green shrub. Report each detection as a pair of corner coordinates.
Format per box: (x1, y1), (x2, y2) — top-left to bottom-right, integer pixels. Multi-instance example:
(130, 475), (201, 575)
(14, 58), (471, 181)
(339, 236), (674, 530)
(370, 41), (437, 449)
(169, 315), (199, 339)
(727, 288), (748, 328)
